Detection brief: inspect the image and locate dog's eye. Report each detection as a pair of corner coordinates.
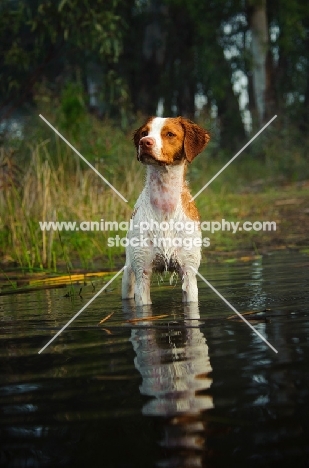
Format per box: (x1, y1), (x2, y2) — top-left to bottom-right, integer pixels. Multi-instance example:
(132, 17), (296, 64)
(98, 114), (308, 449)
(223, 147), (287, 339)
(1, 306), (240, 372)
(167, 131), (175, 137)
(141, 130), (148, 137)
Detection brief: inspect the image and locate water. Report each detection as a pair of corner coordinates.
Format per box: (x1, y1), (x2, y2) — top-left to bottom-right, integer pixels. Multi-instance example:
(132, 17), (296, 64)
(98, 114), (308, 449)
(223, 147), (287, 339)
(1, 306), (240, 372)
(1, 252), (309, 467)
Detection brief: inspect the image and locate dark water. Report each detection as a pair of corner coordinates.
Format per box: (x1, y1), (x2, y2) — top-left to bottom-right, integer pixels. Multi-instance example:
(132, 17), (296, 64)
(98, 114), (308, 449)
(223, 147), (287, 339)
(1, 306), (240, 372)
(1, 252), (309, 468)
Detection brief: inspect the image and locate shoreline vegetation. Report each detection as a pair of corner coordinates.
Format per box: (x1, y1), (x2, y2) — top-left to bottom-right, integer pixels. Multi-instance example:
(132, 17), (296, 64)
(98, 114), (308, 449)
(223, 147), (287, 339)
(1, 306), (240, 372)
(1, 112), (309, 293)
(1, 0), (309, 295)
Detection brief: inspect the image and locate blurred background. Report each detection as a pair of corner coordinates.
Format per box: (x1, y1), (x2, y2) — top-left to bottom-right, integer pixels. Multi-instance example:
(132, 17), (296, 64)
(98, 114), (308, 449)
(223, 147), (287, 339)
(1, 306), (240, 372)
(0, 0), (309, 270)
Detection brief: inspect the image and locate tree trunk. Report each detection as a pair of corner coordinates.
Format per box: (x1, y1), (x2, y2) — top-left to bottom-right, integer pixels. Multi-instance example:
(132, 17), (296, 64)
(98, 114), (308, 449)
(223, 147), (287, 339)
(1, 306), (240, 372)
(213, 47), (246, 150)
(248, 0), (269, 125)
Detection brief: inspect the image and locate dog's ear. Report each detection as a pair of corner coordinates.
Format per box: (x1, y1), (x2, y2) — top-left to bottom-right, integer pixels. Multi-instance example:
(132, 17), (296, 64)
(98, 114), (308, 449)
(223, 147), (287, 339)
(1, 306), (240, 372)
(179, 117), (210, 163)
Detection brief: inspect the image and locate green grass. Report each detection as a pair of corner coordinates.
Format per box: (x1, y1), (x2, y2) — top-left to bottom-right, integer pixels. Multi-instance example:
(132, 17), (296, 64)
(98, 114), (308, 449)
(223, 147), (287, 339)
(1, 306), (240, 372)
(1, 107), (309, 271)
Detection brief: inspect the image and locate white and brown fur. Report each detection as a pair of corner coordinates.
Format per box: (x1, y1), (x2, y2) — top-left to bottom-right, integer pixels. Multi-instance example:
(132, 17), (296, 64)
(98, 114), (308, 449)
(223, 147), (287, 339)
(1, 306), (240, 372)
(122, 116), (210, 306)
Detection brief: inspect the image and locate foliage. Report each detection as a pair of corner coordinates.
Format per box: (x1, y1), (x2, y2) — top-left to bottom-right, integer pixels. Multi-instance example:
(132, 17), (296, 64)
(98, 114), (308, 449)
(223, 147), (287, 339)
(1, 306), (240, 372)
(0, 113), (142, 270)
(1, 0), (309, 144)
(0, 0), (125, 120)
(1, 0), (309, 270)
(1, 104), (309, 270)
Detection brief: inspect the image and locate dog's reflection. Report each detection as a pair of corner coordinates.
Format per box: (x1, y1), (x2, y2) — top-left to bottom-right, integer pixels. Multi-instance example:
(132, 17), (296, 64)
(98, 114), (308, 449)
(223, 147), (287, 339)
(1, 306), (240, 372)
(123, 302), (213, 466)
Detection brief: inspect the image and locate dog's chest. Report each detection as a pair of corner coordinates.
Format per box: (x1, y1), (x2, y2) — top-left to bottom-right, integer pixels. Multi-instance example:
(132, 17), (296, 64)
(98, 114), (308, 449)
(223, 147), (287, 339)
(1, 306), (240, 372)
(147, 165), (184, 213)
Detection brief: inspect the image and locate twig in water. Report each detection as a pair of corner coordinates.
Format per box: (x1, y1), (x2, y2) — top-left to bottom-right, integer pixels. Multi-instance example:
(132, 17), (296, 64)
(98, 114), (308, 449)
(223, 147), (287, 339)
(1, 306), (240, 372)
(98, 312), (115, 325)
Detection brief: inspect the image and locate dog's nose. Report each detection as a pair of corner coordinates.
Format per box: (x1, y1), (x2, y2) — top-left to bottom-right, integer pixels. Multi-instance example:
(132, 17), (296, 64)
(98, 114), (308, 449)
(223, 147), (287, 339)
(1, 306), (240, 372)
(140, 136), (155, 148)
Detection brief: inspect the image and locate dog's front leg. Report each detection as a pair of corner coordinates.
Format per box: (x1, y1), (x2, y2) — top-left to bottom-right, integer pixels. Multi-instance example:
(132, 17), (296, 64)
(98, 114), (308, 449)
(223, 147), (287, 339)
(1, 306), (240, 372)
(122, 262), (135, 300)
(122, 259), (151, 305)
(179, 247), (201, 303)
(182, 267), (199, 303)
(134, 264), (153, 306)
(131, 241), (154, 306)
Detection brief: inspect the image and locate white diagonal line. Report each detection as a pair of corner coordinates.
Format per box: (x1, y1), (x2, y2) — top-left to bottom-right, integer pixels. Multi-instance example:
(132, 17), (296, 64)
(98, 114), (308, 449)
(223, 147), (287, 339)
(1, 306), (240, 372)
(38, 266), (126, 354)
(191, 267), (278, 354)
(39, 114), (128, 203)
(192, 115), (277, 200)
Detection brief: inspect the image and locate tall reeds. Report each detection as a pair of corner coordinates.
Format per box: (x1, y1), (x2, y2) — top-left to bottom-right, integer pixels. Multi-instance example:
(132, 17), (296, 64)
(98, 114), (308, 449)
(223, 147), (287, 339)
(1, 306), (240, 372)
(0, 130), (143, 271)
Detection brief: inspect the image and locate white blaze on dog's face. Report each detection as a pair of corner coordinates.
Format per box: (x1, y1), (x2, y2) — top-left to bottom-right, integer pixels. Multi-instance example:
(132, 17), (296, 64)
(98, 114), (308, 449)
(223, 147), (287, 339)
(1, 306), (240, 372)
(133, 116), (210, 165)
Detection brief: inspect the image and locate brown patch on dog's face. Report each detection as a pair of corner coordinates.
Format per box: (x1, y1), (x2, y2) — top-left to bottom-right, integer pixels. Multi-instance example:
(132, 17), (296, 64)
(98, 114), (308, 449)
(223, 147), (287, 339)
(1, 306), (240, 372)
(133, 117), (210, 166)
(133, 117), (185, 165)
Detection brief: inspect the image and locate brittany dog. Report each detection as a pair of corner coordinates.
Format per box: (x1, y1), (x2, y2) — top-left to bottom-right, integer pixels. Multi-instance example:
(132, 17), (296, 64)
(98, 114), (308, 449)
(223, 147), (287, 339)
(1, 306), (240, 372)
(122, 116), (210, 306)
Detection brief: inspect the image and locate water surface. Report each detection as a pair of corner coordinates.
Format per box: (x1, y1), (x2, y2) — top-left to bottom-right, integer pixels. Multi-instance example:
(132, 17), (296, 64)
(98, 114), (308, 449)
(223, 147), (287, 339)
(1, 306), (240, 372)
(1, 252), (309, 467)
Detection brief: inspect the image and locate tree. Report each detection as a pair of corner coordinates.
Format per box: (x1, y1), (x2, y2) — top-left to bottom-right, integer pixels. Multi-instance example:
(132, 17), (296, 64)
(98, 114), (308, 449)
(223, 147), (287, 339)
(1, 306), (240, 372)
(247, 0), (269, 125)
(0, 0), (125, 121)
(124, 0), (247, 148)
(1, 0), (309, 147)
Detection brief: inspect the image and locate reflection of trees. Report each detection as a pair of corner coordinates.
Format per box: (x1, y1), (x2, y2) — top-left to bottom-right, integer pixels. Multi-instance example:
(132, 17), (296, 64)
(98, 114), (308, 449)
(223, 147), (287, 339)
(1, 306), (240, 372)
(125, 302), (213, 468)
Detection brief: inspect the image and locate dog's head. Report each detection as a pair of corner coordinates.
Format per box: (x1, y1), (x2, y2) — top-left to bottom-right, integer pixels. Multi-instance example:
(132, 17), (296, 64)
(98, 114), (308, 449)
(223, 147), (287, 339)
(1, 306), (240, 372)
(133, 117), (210, 166)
